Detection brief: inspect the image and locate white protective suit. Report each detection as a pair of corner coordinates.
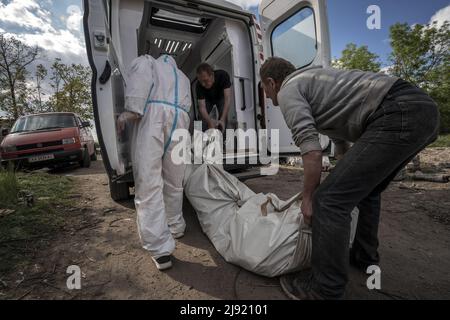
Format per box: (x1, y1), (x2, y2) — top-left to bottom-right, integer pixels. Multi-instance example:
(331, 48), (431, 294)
(124, 54), (191, 258)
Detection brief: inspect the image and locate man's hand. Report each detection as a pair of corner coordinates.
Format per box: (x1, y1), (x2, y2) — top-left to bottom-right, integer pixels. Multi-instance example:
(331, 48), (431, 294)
(117, 111), (140, 133)
(207, 120), (217, 130)
(217, 119), (225, 132)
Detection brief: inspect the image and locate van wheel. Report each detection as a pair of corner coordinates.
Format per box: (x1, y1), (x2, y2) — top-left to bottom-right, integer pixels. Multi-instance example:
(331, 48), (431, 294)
(90, 150), (97, 161)
(109, 180), (130, 201)
(79, 149), (91, 168)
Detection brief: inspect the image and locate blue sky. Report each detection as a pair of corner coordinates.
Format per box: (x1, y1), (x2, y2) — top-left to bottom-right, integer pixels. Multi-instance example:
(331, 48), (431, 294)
(0, 0), (449, 69)
(242, 0), (450, 67)
(325, 0), (450, 66)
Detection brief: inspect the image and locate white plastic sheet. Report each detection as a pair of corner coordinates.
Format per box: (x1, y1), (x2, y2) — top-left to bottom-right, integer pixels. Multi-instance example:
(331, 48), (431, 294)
(184, 164), (359, 277)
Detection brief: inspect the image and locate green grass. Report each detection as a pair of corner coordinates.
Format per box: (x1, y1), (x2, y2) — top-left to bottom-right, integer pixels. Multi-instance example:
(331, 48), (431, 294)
(0, 168), (19, 207)
(0, 169), (74, 274)
(429, 135), (450, 148)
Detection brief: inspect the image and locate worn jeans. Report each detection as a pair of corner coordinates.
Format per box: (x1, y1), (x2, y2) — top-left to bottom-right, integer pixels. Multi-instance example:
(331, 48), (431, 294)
(311, 80), (440, 299)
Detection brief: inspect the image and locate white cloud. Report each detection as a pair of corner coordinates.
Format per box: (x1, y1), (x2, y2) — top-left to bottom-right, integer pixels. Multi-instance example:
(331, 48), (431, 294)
(66, 5), (82, 32)
(17, 29), (85, 58)
(0, 0), (54, 32)
(429, 4), (450, 28)
(0, 1), (87, 67)
(380, 65), (393, 75)
(225, 0), (260, 10)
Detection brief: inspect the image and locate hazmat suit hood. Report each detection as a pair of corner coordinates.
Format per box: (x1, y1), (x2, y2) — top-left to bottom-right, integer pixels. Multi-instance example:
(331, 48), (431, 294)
(157, 54), (178, 68)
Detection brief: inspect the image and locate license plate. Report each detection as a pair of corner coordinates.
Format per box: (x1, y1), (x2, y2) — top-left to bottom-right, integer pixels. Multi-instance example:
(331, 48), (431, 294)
(28, 154), (55, 163)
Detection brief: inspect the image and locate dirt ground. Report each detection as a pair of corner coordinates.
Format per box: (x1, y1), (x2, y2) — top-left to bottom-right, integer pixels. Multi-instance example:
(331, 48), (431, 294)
(1, 148), (449, 300)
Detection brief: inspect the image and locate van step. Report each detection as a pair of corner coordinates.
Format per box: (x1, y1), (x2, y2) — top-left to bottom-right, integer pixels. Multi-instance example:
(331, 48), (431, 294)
(233, 169), (263, 181)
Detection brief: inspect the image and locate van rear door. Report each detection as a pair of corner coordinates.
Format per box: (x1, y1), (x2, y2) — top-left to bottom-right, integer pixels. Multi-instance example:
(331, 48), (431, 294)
(83, 0), (129, 178)
(259, 0), (331, 154)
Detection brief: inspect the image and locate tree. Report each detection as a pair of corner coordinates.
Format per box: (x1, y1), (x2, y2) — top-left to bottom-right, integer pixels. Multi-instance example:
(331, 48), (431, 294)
(48, 59), (93, 120)
(34, 64), (48, 113)
(0, 33), (39, 120)
(389, 21), (450, 133)
(332, 43), (381, 72)
(25, 63), (49, 114)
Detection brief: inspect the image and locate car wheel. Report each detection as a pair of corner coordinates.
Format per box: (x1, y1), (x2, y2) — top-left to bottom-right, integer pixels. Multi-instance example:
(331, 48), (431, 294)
(109, 180), (130, 201)
(79, 148), (91, 168)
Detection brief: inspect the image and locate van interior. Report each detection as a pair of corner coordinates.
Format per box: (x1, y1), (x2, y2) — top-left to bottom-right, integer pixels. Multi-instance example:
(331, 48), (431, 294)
(130, 1), (259, 160)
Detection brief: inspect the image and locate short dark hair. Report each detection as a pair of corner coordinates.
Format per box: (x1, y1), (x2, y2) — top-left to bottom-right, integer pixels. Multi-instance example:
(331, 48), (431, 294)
(260, 57), (296, 84)
(196, 63), (214, 75)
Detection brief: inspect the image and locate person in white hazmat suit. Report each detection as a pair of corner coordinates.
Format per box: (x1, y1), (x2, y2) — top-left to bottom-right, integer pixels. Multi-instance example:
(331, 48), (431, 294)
(117, 54), (191, 271)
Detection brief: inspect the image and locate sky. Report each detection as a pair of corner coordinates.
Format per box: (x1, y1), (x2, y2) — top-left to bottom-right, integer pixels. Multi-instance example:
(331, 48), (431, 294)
(0, 0), (448, 68)
(325, 0), (450, 66)
(0, 0), (85, 66)
(0, 0), (447, 133)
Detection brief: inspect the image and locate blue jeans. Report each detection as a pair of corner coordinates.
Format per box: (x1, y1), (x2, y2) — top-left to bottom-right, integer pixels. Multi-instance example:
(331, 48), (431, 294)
(311, 80), (440, 298)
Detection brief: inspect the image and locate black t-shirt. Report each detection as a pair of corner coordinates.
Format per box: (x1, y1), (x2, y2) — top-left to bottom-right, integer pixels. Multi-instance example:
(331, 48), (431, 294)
(196, 70), (231, 104)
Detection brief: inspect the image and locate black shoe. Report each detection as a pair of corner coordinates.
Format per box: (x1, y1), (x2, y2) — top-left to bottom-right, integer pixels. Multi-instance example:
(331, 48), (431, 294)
(152, 255), (172, 271)
(280, 271), (325, 300)
(349, 250), (379, 273)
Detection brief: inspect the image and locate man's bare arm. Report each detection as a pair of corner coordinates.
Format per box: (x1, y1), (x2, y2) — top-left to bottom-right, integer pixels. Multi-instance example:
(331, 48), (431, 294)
(301, 150), (323, 225)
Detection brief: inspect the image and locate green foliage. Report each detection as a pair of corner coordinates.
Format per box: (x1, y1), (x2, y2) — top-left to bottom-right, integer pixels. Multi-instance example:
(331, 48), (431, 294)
(332, 43), (381, 72)
(389, 21), (450, 133)
(48, 58), (93, 120)
(0, 33), (39, 120)
(429, 135), (450, 148)
(0, 34), (93, 121)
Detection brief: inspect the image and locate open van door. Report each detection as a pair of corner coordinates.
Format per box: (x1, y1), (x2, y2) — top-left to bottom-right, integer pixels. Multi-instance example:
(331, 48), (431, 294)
(259, 0), (331, 154)
(83, 0), (135, 200)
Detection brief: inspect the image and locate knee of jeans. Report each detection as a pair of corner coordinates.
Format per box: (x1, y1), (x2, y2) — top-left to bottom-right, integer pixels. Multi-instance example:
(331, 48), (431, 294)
(312, 187), (354, 223)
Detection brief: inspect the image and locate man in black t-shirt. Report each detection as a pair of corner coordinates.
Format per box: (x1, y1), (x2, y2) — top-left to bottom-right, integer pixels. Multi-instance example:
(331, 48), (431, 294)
(196, 63), (232, 131)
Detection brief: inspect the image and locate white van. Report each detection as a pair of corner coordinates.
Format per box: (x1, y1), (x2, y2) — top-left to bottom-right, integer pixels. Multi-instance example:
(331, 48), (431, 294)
(83, 0), (331, 200)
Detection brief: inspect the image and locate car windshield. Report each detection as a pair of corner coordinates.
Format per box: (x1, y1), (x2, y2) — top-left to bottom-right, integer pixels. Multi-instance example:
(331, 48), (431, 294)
(11, 114), (77, 133)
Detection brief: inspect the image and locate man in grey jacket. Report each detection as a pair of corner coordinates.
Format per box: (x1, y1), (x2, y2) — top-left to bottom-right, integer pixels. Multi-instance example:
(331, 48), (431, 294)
(260, 57), (440, 299)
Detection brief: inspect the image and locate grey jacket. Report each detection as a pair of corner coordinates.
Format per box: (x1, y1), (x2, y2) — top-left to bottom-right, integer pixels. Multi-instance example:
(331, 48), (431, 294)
(278, 66), (399, 155)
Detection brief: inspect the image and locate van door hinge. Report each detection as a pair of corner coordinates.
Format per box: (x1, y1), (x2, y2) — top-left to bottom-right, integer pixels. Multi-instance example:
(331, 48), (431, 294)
(93, 31), (108, 51)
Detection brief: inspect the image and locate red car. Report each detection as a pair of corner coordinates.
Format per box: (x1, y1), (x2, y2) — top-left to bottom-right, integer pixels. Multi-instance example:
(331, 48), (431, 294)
(1, 112), (96, 169)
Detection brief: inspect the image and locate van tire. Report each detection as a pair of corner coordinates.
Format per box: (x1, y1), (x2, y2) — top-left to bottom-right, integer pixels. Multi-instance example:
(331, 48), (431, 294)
(80, 148), (91, 168)
(109, 180), (130, 201)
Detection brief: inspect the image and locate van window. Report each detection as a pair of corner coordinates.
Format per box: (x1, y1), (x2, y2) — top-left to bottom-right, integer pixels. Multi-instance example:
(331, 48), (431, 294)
(271, 7), (317, 68)
(103, 0), (111, 31)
